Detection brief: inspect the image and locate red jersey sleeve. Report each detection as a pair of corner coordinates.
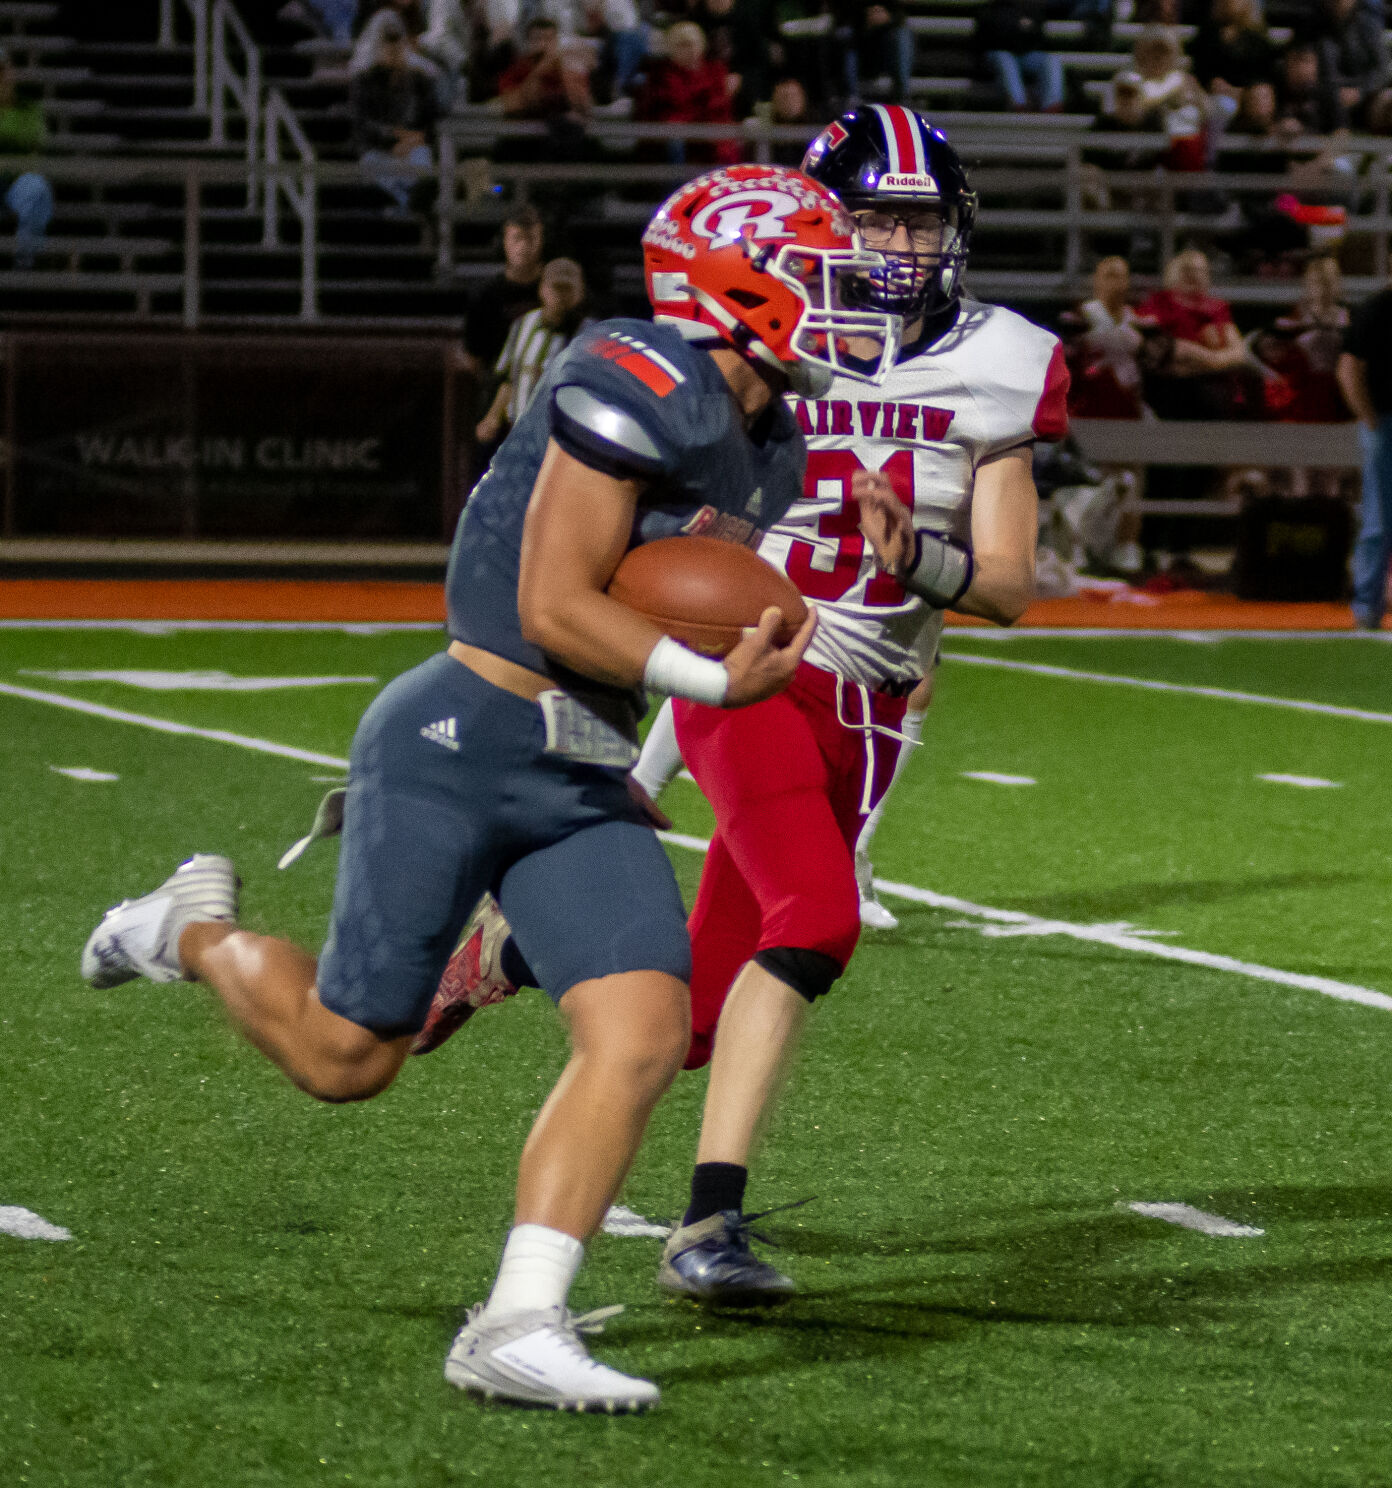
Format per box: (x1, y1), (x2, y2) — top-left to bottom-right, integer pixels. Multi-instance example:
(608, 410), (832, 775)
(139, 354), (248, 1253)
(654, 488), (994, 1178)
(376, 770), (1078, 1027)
(1032, 339), (1071, 440)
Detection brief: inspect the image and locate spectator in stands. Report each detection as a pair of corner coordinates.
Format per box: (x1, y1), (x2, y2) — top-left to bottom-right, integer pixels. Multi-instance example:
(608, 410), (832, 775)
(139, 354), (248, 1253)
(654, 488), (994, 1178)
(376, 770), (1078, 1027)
(1063, 256), (1157, 419)
(683, 0), (780, 114)
(1106, 27), (1208, 171)
(417, 0), (472, 106)
(351, 14), (439, 216)
(768, 75), (809, 130)
(0, 48), (51, 269)
(1252, 256), (1349, 492)
(527, 0), (648, 107)
(1337, 278), (1392, 627)
(974, 0), (1065, 113)
(460, 201), (545, 379)
(475, 257), (591, 444)
(1300, 0), (1392, 133)
(1137, 247), (1258, 418)
(351, 0), (442, 93)
(496, 16), (594, 119)
(634, 22), (739, 165)
(1272, 38), (1349, 136)
(1189, 0), (1279, 134)
(834, 2), (914, 106)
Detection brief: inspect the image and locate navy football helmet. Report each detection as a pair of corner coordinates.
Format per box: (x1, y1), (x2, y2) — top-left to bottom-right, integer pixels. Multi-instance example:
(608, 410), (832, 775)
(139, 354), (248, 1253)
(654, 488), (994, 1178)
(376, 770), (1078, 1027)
(801, 105), (976, 325)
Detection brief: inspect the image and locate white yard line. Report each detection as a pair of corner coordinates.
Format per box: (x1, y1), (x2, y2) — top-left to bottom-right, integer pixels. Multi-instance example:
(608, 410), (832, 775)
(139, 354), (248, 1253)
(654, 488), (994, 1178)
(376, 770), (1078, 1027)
(961, 771), (1036, 786)
(0, 682), (350, 771)
(601, 1204), (672, 1239)
(1123, 1202), (1263, 1238)
(4, 683), (1385, 1017)
(660, 832), (1392, 1012)
(1259, 773), (1341, 789)
(0, 1206), (71, 1241)
(941, 652), (1392, 726)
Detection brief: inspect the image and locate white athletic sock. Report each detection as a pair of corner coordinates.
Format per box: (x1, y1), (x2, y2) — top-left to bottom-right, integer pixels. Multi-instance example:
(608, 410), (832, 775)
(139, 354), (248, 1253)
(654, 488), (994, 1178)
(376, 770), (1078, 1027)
(631, 697), (683, 799)
(855, 706), (927, 869)
(482, 1223), (584, 1321)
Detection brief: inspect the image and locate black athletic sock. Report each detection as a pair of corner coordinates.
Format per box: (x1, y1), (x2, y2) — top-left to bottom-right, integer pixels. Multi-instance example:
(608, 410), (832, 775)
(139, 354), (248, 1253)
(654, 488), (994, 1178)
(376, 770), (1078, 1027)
(499, 936), (536, 990)
(684, 1162), (748, 1227)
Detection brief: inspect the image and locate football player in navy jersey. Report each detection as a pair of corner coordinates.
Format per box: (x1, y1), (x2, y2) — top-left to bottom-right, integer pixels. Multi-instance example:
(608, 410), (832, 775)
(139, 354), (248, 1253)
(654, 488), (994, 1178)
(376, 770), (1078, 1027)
(80, 165), (900, 1413)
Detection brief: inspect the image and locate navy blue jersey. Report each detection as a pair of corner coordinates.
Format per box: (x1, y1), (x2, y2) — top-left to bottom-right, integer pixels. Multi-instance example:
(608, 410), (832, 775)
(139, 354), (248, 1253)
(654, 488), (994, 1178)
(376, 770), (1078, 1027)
(446, 318), (806, 715)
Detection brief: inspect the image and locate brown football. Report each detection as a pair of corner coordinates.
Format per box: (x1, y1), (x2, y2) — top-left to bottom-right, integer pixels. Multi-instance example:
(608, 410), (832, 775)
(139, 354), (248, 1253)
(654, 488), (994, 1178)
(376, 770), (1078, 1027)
(608, 536), (809, 658)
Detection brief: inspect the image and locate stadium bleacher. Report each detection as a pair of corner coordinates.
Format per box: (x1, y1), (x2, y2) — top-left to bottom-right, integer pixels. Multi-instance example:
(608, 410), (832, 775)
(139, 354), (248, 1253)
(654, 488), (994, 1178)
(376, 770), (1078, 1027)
(0, 0), (1385, 330)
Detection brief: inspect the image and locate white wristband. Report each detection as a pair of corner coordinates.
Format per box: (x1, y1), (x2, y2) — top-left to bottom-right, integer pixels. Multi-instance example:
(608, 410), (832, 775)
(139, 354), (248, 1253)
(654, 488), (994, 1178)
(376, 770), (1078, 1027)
(643, 635), (729, 705)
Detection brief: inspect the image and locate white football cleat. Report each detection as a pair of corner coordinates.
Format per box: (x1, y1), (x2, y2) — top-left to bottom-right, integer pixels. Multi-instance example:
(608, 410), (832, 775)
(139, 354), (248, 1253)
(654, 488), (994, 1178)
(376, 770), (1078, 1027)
(81, 854), (240, 988)
(854, 851), (899, 931)
(444, 1303), (658, 1413)
(859, 897), (899, 930)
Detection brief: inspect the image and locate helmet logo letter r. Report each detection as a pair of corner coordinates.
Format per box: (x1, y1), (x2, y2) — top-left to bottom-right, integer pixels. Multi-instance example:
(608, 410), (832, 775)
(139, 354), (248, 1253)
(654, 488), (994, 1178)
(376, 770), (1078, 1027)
(690, 190), (802, 245)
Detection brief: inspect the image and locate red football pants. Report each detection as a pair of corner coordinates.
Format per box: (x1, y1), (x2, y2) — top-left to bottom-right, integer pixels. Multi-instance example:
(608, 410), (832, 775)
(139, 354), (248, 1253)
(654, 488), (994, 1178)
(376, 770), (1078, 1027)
(674, 662), (909, 1068)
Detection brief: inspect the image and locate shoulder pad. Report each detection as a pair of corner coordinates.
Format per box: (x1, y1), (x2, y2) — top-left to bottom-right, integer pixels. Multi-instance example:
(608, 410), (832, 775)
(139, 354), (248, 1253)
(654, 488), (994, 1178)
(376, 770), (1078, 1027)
(551, 383), (670, 481)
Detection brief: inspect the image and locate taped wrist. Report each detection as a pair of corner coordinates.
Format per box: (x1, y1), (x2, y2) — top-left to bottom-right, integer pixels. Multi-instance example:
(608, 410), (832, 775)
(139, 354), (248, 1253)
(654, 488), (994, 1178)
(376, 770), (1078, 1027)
(643, 635), (729, 706)
(903, 530), (974, 608)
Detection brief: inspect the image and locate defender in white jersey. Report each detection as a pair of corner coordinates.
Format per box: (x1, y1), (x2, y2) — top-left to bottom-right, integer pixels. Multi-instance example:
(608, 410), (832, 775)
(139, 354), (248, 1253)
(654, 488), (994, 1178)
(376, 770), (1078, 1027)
(647, 108), (1069, 1306)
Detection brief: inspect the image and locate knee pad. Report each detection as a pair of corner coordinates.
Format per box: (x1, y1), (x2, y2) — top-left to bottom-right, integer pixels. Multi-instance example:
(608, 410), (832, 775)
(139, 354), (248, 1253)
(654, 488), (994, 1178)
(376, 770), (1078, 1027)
(754, 945), (842, 1004)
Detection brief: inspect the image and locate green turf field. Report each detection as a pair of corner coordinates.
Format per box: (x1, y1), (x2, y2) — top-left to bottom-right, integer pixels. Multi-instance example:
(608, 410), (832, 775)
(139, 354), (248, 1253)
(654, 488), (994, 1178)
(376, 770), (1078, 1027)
(4, 624), (1392, 1488)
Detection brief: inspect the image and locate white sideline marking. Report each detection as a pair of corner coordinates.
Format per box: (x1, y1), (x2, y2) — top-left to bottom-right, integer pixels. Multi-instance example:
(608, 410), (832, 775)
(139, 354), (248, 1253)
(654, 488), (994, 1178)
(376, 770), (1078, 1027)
(3, 682), (1383, 1018)
(601, 1204), (672, 1239)
(0, 1206), (71, 1241)
(652, 832), (1392, 1012)
(941, 652), (1392, 725)
(1124, 1202), (1264, 1238)
(961, 770), (1036, 786)
(0, 682), (351, 771)
(21, 669), (377, 692)
(1260, 773), (1341, 789)
(866, 875), (1392, 1012)
(50, 765), (119, 782)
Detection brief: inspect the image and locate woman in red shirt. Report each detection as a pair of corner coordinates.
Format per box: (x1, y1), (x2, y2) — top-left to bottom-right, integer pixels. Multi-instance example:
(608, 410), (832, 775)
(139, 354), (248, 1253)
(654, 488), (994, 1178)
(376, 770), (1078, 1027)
(1137, 247), (1256, 418)
(635, 21), (740, 165)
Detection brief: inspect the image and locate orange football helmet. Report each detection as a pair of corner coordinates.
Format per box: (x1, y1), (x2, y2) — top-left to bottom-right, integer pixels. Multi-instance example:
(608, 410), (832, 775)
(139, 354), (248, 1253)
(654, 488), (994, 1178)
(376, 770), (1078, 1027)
(642, 164), (901, 398)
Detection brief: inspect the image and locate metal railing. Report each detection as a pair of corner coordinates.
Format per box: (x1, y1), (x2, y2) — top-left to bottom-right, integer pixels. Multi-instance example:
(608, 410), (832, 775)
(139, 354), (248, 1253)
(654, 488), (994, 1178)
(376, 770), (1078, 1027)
(157, 0), (209, 112)
(5, 133), (1392, 330)
(210, 0), (261, 177)
(263, 87), (317, 320)
(158, 0), (263, 188)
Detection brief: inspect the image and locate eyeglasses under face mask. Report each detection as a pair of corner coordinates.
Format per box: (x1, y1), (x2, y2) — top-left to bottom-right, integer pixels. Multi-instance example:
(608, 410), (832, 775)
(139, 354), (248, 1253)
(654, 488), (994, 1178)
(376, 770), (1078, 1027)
(852, 210), (944, 253)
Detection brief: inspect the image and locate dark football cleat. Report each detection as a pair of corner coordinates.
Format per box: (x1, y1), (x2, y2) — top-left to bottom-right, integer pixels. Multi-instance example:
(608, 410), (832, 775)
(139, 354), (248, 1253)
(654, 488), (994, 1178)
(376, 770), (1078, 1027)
(411, 893), (518, 1055)
(657, 1209), (797, 1307)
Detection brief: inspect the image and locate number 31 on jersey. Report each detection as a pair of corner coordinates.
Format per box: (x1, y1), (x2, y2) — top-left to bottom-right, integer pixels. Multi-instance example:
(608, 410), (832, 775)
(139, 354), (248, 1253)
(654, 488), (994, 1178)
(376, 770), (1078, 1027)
(784, 449), (916, 606)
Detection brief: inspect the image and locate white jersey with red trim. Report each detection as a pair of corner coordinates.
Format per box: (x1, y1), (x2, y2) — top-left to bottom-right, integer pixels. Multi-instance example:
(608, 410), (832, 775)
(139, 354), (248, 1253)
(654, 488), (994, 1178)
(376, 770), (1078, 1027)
(758, 298), (1069, 689)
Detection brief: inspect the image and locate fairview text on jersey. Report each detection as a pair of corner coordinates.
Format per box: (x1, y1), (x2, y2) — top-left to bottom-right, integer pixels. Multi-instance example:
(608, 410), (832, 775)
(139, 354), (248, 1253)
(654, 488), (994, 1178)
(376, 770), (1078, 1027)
(791, 398), (954, 443)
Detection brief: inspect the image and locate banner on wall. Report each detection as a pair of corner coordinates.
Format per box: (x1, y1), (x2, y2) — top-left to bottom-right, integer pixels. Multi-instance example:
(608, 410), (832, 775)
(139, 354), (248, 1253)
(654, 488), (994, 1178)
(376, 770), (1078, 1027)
(7, 334), (457, 540)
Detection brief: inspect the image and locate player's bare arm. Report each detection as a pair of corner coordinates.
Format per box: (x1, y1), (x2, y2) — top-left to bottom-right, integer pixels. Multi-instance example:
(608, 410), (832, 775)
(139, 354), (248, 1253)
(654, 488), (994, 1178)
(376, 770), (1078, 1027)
(852, 450), (1035, 625)
(518, 440), (817, 706)
(959, 444), (1037, 625)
